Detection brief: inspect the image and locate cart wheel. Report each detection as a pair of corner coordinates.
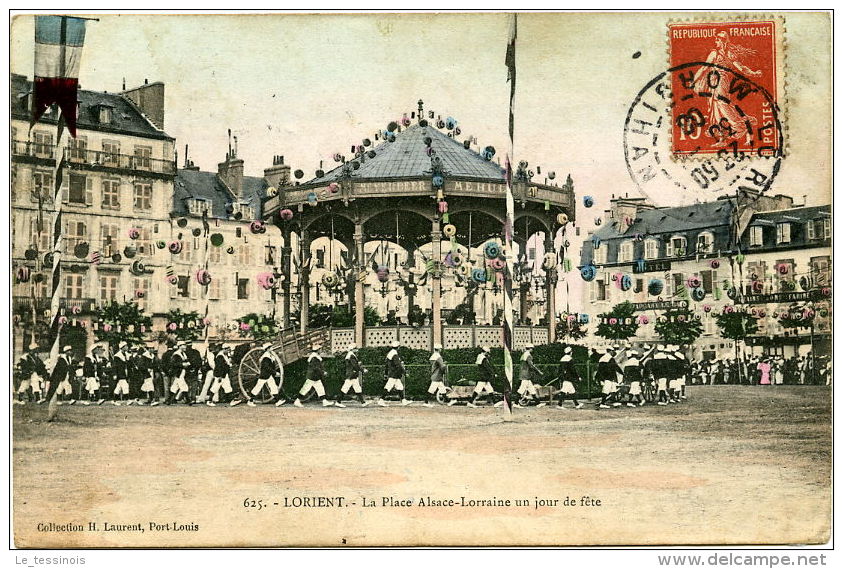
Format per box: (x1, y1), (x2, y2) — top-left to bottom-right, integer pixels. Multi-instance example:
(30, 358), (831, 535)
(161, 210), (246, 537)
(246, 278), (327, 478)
(436, 389), (449, 404)
(236, 348), (275, 403)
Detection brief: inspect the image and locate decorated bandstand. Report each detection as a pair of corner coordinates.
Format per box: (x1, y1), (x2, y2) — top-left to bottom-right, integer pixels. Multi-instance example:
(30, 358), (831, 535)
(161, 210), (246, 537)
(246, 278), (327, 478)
(262, 102), (576, 351)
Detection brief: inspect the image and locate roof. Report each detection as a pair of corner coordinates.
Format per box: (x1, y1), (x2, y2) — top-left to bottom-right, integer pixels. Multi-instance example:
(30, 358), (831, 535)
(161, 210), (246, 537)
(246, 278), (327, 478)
(591, 200), (734, 241)
(173, 168), (267, 219)
(10, 74), (173, 141)
(302, 123), (505, 186)
(748, 205), (830, 225)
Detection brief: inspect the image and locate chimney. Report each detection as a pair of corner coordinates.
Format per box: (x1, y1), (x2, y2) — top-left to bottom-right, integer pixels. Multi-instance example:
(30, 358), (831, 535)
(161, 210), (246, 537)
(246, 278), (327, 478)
(122, 81), (165, 130)
(263, 155), (291, 189)
(218, 155), (245, 199)
(609, 196), (655, 233)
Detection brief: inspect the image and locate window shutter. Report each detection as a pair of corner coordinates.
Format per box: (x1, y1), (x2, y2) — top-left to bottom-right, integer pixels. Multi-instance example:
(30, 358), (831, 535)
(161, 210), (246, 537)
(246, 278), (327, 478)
(85, 177), (93, 205)
(806, 221), (815, 240)
(665, 240), (674, 258)
(61, 176), (69, 204)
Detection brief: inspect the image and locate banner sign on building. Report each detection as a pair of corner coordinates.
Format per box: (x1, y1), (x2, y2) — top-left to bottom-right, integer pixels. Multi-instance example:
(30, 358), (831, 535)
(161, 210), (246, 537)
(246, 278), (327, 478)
(632, 260), (672, 274)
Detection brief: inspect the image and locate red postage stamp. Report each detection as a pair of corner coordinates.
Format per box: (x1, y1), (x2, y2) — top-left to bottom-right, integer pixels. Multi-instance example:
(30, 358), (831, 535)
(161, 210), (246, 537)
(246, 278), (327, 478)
(668, 20), (783, 158)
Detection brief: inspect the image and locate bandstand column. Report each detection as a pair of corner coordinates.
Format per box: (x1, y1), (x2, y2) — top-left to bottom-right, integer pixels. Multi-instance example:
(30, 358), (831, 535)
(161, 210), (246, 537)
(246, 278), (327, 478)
(299, 228), (311, 335)
(515, 234), (529, 325)
(431, 220), (443, 348)
(281, 226), (292, 329)
(353, 224), (366, 347)
(545, 232), (557, 344)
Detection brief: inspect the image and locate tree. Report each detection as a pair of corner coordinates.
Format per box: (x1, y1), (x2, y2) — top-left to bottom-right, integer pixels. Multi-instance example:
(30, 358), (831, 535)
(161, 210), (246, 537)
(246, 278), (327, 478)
(164, 309), (207, 342)
(327, 304), (380, 327)
(654, 307), (703, 346)
(595, 301), (639, 342)
(714, 308), (759, 384)
(93, 300), (152, 349)
(777, 304), (815, 330)
(236, 313), (280, 342)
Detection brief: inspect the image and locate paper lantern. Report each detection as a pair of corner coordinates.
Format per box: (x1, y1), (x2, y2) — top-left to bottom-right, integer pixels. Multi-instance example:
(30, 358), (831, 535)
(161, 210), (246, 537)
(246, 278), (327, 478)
(822, 287), (831, 296)
(595, 218), (602, 226)
(209, 233), (224, 247)
(126, 228), (140, 240)
(648, 279), (664, 296)
(16, 266), (30, 283)
(484, 242), (501, 258)
(257, 272), (276, 290)
(579, 314), (589, 324)
(751, 281), (763, 293)
(168, 241), (183, 254)
(438, 200), (448, 214)
(723, 306), (735, 314)
(432, 175), (444, 188)
(620, 274), (632, 291)
(580, 265), (596, 282)
(70, 305), (82, 315)
(58, 316), (68, 325)
(481, 146), (495, 161)
(542, 252), (556, 270)
(136, 290), (145, 298)
(691, 287), (706, 301)
(249, 220), (265, 234)
(196, 269), (212, 286)
(227, 246), (235, 255)
(176, 218), (188, 228)
(556, 213), (569, 225)
(687, 276), (702, 289)
(328, 182), (340, 194)
(583, 196), (594, 208)
(638, 315), (649, 325)
(451, 253), (464, 267)
(611, 273), (619, 282)
(777, 264), (789, 275)
(457, 265), (470, 277)
(710, 259), (720, 269)
(609, 318), (618, 325)
(240, 322), (251, 331)
(490, 258), (505, 271)
(167, 275), (178, 285)
(443, 224), (457, 238)
(322, 272), (339, 287)
(156, 240), (167, 250)
(703, 305), (712, 313)
(307, 192), (318, 205)
(471, 268), (487, 283)
(73, 242), (90, 259)
(103, 323), (113, 332)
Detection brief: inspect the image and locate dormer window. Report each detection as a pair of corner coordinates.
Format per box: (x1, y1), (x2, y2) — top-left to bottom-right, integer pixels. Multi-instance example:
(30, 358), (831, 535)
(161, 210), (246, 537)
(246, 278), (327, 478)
(230, 202), (255, 220)
(749, 226), (764, 247)
(776, 222), (791, 244)
(98, 105), (112, 124)
(696, 231), (714, 254)
(188, 198), (213, 216)
(593, 244), (607, 265)
(665, 235), (687, 258)
(618, 240), (634, 263)
(644, 238), (659, 260)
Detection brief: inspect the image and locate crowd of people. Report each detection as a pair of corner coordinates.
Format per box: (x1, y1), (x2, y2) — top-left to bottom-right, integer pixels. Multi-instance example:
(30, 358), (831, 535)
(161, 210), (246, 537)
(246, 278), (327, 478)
(12, 338), (831, 409)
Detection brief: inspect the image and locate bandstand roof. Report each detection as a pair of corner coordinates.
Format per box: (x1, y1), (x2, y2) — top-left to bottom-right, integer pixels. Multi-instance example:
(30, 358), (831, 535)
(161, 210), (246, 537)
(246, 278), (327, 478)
(302, 123), (506, 186)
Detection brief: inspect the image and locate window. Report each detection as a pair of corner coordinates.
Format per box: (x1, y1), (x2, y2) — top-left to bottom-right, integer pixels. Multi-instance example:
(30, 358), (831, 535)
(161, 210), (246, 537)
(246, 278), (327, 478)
(64, 274), (84, 299)
(102, 140), (120, 166)
(133, 182), (152, 211)
(31, 171), (53, 203)
(98, 106), (112, 124)
(237, 244), (253, 266)
(618, 240), (634, 263)
(316, 249), (326, 268)
(696, 231), (714, 254)
(811, 256), (830, 286)
(66, 173), (92, 206)
(209, 276), (223, 300)
(64, 220), (87, 255)
(176, 275), (190, 298)
(209, 245), (222, 264)
(133, 277), (150, 309)
(29, 215), (52, 251)
(133, 146), (152, 170)
(99, 275), (118, 302)
(33, 131), (53, 158)
(672, 273), (685, 295)
(749, 226), (764, 247)
(776, 223), (791, 244)
(69, 136), (87, 162)
(822, 218), (831, 239)
(775, 259), (794, 289)
(102, 179), (120, 209)
(237, 278), (250, 300)
(136, 227), (152, 257)
(101, 223), (119, 257)
(179, 239), (192, 263)
(593, 244), (607, 265)
(644, 238), (659, 260)
(666, 235), (687, 258)
(528, 247), (536, 261)
(592, 279), (607, 302)
(230, 202), (255, 220)
(188, 198), (212, 216)
(700, 269), (717, 294)
(265, 245), (277, 266)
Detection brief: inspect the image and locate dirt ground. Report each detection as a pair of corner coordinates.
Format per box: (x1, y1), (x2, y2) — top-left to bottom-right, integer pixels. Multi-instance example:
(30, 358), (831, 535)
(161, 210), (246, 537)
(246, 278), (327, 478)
(12, 385), (831, 547)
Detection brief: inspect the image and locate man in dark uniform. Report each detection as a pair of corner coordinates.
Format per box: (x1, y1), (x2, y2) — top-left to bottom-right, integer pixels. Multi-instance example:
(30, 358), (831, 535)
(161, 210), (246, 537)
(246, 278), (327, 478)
(335, 343), (367, 407)
(555, 346), (583, 409)
(15, 351), (48, 404)
(596, 347), (623, 409)
(247, 343), (282, 406)
(379, 340), (409, 407)
(48, 345), (76, 406)
(294, 344), (332, 407)
(167, 341), (191, 404)
(112, 341), (131, 405)
(207, 344), (235, 406)
(468, 346), (497, 408)
(185, 341), (203, 405)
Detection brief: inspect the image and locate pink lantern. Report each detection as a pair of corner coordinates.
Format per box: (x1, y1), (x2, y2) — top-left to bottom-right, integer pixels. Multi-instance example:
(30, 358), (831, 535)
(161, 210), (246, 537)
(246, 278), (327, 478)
(196, 269), (212, 286)
(71, 305), (82, 314)
(638, 315), (649, 325)
(609, 317), (618, 325)
(724, 306), (735, 314)
(167, 322), (177, 331)
(167, 275), (178, 285)
(140, 325), (146, 333)
(438, 201), (448, 214)
(168, 241), (183, 254)
(279, 209), (294, 221)
(103, 323), (113, 332)
(240, 322), (251, 331)
(710, 259), (720, 269)
(58, 316), (68, 325)
(703, 305), (712, 313)
(328, 182), (340, 194)
(490, 258), (505, 271)
(136, 290), (145, 298)
(128, 228), (140, 240)
(249, 220), (265, 234)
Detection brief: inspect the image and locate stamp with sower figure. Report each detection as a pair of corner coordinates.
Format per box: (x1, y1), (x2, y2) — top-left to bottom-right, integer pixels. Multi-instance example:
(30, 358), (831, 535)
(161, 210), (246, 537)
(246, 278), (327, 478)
(624, 18), (785, 203)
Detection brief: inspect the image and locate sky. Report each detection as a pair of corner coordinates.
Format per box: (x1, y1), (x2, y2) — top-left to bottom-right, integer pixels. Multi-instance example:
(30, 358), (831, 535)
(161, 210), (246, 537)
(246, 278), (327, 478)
(8, 12), (832, 311)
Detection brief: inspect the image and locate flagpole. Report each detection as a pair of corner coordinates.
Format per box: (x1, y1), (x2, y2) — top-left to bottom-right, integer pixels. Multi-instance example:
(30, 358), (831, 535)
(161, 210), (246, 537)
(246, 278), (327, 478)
(501, 13), (518, 420)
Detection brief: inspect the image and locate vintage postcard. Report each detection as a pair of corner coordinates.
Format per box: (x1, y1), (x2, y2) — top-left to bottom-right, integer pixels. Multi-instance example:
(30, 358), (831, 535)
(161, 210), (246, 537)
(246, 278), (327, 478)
(8, 11), (832, 549)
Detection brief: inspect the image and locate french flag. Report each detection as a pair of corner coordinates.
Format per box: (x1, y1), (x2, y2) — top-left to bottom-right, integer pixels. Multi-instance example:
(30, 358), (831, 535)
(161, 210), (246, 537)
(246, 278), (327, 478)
(32, 15), (87, 137)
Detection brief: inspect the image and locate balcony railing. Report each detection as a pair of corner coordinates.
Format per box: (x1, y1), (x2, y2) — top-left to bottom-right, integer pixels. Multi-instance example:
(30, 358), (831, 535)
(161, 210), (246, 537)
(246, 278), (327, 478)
(11, 140), (175, 176)
(13, 296), (97, 314)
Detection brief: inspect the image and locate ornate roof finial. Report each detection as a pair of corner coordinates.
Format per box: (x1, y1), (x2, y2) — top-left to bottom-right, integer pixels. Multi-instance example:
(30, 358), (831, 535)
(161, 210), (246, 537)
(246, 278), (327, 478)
(417, 99), (424, 123)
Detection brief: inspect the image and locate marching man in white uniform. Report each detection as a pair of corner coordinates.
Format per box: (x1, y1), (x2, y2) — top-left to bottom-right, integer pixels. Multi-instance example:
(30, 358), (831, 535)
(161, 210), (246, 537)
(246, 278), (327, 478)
(423, 345), (448, 407)
(168, 341), (191, 404)
(139, 346), (158, 406)
(335, 344), (368, 408)
(517, 344), (545, 407)
(112, 341), (132, 405)
(248, 342), (281, 406)
(209, 344), (235, 406)
(294, 344), (331, 407)
(379, 340), (410, 407)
